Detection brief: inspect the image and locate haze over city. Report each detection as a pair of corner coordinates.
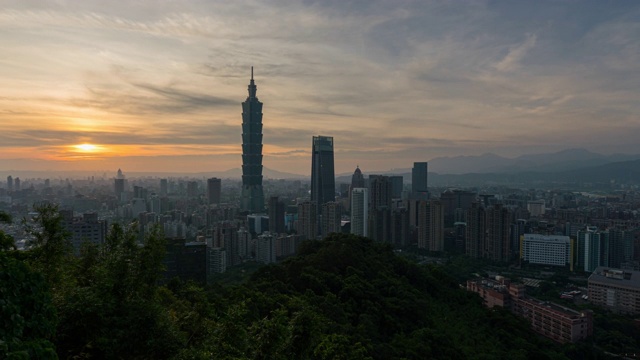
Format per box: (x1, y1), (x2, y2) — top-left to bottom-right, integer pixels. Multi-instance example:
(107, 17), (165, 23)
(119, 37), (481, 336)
(1, 0), (639, 175)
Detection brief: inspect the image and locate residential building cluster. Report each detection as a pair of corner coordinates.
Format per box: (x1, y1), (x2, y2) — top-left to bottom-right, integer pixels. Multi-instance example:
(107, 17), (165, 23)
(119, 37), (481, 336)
(467, 276), (593, 343)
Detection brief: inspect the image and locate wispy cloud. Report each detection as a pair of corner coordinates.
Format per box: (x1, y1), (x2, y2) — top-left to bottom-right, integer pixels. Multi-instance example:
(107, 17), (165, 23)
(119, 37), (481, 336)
(494, 34), (537, 72)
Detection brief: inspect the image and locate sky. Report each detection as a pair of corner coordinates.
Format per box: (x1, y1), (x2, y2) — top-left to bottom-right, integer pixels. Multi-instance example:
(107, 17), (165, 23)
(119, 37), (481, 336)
(1, 0), (639, 176)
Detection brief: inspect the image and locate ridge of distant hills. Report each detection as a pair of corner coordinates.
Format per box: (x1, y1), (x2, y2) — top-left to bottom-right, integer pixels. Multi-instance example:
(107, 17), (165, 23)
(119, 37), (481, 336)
(336, 148), (640, 177)
(335, 148), (640, 186)
(3, 149), (639, 185)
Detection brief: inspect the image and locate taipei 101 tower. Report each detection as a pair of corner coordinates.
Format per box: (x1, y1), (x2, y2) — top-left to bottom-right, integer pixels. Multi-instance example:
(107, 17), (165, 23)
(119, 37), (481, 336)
(240, 67), (265, 212)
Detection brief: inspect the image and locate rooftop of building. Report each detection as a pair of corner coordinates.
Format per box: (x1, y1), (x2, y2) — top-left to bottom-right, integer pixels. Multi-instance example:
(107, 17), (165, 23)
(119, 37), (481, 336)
(467, 277), (510, 293)
(518, 297), (588, 318)
(589, 267), (640, 288)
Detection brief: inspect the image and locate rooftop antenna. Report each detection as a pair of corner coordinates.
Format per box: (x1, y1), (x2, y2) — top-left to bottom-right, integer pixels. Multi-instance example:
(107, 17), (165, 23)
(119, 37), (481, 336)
(251, 66), (254, 80)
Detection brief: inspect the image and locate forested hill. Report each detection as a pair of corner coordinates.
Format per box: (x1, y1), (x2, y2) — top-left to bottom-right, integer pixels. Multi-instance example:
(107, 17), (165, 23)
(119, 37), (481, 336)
(201, 233), (571, 360)
(2, 208), (585, 359)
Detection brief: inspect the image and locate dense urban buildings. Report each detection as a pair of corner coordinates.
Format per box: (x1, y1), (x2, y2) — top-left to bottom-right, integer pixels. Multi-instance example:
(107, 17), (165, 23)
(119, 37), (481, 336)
(240, 67), (265, 213)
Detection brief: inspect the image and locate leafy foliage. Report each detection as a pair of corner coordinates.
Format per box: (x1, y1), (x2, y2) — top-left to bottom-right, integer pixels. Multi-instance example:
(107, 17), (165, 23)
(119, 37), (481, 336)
(1, 209), (58, 359)
(54, 223), (183, 358)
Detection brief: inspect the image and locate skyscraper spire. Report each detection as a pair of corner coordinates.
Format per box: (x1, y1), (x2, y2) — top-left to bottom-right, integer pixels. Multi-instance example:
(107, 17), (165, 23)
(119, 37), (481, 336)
(247, 66), (257, 99)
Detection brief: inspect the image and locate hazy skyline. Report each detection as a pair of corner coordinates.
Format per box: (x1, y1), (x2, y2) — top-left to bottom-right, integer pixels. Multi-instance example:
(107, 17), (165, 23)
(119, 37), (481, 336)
(1, 1), (639, 175)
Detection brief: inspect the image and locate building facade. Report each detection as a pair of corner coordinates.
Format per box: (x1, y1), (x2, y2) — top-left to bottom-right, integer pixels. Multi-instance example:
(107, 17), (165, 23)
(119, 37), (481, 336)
(588, 267), (640, 315)
(350, 188), (368, 237)
(207, 177), (221, 205)
(521, 234), (572, 267)
(411, 162), (428, 199)
(417, 200), (444, 251)
(311, 135), (335, 223)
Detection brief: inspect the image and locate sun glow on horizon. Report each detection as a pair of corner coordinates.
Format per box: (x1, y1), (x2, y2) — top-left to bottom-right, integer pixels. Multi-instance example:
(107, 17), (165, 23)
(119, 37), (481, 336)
(73, 143), (102, 152)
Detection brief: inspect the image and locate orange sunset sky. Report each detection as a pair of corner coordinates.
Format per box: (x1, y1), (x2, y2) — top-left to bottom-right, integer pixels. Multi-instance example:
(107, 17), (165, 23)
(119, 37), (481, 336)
(1, 1), (639, 175)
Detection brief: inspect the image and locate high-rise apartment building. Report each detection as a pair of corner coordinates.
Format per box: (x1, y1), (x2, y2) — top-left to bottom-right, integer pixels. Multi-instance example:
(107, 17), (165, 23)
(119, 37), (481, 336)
(297, 201), (317, 241)
(576, 227), (603, 272)
(412, 162), (428, 199)
(207, 177), (222, 205)
(311, 135), (335, 221)
(417, 200), (444, 251)
(321, 201), (342, 236)
(256, 232), (277, 264)
(465, 202), (486, 258)
(350, 188), (368, 237)
(369, 175), (392, 211)
(241, 67), (265, 212)
(486, 204), (511, 262)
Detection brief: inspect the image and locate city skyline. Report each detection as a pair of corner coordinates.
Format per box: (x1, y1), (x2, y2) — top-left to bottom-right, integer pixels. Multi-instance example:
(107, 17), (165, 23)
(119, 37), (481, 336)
(1, 1), (639, 175)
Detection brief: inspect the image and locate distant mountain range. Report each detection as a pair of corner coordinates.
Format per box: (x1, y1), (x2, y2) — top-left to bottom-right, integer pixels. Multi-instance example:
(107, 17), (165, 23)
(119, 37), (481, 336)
(3, 149), (639, 186)
(334, 148), (640, 187)
(426, 148), (640, 174)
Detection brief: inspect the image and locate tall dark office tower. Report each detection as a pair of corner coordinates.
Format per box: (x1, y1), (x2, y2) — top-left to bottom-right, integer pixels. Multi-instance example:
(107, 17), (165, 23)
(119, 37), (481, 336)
(207, 178), (222, 205)
(412, 162), (428, 199)
(368, 175), (393, 243)
(114, 178), (125, 200)
(14, 177), (20, 191)
(389, 175), (403, 199)
(241, 67), (265, 213)
(268, 196), (285, 234)
(6, 176), (13, 192)
(160, 179), (168, 196)
(311, 136), (335, 218)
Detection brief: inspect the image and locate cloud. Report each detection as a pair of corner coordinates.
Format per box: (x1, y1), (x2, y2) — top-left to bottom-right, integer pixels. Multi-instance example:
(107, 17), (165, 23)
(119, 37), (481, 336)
(1, 1), (640, 173)
(494, 34), (537, 72)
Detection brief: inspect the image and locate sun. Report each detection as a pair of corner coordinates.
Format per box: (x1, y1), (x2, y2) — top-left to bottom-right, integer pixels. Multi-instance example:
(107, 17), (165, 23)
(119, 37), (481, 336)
(73, 143), (102, 153)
